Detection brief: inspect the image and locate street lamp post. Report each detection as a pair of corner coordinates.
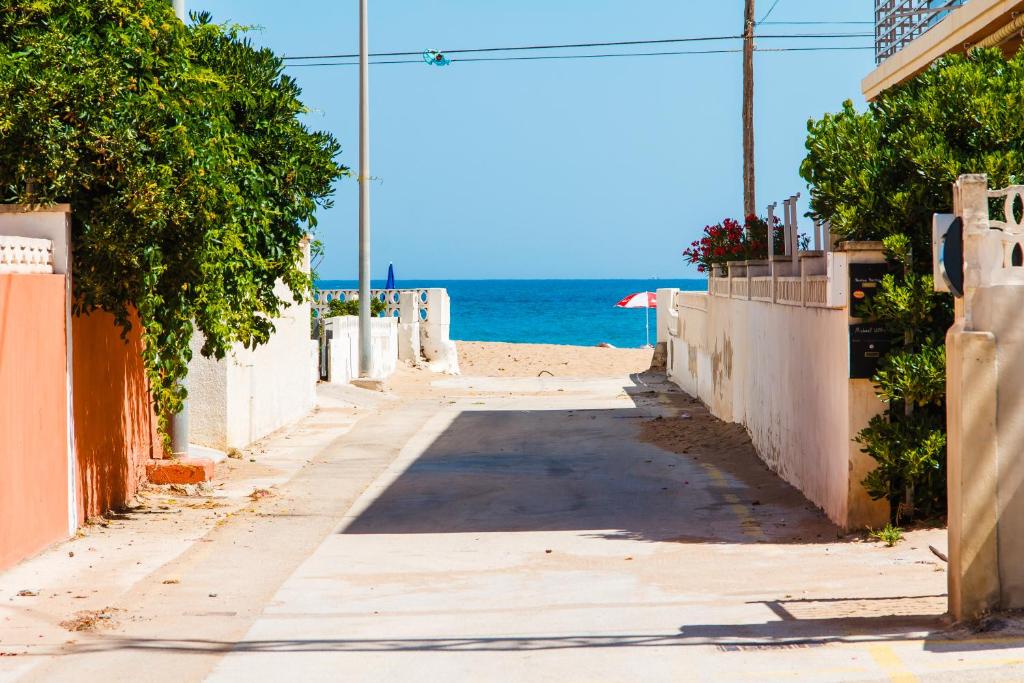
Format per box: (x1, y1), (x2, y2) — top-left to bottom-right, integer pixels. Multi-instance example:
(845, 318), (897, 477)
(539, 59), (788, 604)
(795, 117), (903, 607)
(357, 0), (373, 378)
(173, 0), (185, 20)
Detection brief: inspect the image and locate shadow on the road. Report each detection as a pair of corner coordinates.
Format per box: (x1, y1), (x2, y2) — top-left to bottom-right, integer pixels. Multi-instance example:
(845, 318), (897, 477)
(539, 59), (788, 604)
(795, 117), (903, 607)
(341, 371), (838, 545)
(45, 614), (1021, 657)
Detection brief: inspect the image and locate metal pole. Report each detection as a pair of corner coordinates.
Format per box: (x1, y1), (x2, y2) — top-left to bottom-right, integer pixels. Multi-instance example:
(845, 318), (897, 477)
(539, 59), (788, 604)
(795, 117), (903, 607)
(357, 0), (373, 378)
(645, 304), (650, 349)
(170, 0), (189, 457)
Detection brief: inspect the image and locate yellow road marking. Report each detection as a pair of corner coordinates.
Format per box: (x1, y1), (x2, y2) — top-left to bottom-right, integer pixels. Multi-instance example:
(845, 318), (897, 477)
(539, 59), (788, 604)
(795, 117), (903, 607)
(701, 463), (767, 541)
(868, 644), (918, 683)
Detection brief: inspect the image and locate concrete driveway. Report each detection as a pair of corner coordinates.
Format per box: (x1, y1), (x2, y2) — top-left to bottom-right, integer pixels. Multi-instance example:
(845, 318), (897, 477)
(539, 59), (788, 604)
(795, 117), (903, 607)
(199, 373), (976, 682)
(8, 370), (1024, 682)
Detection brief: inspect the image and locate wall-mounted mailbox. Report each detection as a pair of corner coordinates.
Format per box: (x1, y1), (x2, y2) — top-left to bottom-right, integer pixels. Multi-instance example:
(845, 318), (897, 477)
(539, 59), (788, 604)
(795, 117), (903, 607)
(850, 323), (894, 379)
(849, 262), (891, 318)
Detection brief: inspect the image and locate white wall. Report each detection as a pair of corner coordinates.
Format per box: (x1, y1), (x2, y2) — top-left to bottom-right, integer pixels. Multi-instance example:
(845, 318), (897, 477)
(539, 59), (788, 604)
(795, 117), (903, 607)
(324, 316), (398, 383)
(188, 243), (318, 451)
(666, 278), (889, 530)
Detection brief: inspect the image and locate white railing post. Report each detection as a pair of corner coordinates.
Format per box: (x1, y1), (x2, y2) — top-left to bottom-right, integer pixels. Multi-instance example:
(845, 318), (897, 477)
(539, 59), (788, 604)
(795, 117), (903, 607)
(397, 291), (421, 363)
(420, 289), (459, 374)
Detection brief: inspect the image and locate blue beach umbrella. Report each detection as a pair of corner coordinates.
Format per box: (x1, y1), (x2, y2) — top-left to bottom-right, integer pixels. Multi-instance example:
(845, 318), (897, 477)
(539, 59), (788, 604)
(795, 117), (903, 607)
(385, 263), (396, 290)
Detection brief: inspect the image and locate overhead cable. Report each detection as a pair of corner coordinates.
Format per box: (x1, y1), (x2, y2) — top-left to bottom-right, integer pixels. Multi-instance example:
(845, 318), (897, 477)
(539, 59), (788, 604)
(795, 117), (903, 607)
(281, 32), (874, 62)
(284, 45), (874, 68)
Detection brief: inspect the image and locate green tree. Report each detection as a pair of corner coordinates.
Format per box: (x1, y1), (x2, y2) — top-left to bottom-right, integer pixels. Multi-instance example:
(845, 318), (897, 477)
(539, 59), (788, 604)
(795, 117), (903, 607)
(794, 49), (1024, 518)
(802, 47), (1024, 269)
(0, 1), (347, 442)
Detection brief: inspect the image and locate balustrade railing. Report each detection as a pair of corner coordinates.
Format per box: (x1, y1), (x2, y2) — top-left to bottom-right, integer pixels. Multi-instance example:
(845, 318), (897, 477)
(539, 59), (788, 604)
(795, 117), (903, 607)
(313, 288), (432, 322)
(0, 236), (54, 274)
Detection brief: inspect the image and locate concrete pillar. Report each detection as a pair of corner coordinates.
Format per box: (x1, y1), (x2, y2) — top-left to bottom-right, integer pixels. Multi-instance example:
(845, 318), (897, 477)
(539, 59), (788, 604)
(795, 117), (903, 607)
(420, 289), (459, 374)
(944, 174), (1024, 620)
(397, 291), (421, 364)
(653, 288), (679, 370)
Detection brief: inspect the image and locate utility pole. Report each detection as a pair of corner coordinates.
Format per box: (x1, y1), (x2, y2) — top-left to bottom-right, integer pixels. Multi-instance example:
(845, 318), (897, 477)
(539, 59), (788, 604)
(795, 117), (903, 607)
(173, 0), (185, 20)
(357, 0), (373, 378)
(743, 0), (756, 218)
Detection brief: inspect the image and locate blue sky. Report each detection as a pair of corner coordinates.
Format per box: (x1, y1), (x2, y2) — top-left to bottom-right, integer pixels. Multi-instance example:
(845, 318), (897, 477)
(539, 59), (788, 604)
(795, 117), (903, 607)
(195, 1), (872, 279)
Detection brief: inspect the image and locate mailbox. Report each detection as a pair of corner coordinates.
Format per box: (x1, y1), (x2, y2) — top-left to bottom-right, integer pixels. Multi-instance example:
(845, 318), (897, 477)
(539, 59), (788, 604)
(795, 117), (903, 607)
(849, 262), (891, 319)
(850, 323), (894, 379)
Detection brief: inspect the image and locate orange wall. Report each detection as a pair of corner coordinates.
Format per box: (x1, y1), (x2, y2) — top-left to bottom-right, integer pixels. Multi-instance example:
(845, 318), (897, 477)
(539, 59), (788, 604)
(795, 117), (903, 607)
(0, 274), (71, 570)
(72, 308), (159, 521)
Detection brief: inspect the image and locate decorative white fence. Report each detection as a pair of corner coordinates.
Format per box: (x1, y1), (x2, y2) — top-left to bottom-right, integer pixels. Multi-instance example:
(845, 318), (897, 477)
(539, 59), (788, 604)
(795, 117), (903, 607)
(0, 236), (53, 274)
(313, 288), (433, 322)
(709, 272), (833, 309)
(315, 287), (459, 379)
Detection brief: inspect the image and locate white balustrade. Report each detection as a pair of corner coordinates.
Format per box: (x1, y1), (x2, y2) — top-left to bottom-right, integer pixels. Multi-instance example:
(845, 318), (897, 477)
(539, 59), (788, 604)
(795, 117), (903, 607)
(0, 235), (54, 274)
(313, 288), (432, 322)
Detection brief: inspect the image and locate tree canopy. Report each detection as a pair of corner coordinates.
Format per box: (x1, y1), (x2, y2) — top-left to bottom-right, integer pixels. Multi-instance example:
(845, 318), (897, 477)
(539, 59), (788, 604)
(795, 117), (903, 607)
(0, 1), (347, 439)
(801, 47), (1024, 266)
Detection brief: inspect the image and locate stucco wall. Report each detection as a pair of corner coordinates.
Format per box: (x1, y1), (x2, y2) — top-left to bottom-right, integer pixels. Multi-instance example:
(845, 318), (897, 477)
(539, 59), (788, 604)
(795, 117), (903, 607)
(325, 315), (399, 383)
(189, 293), (317, 452)
(72, 308), (158, 520)
(668, 291), (888, 529)
(0, 274), (71, 570)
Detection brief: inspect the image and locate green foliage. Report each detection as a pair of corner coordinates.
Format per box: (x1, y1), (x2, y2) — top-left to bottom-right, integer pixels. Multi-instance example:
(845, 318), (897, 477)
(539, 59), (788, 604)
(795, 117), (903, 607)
(849, 241), (950, 521)
(326, 297), (386, 317)
(869, 523), (905, 547)
(794, 49), (1024, 520)
(0, 1), (348, 443)
(802, 48), (1024, 268)
(873, 344), (946, 408)
(858, 413), (947, 518)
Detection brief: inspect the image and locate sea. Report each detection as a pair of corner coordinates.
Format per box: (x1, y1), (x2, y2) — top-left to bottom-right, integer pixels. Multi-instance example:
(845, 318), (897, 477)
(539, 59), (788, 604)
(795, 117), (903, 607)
(315, 279), (707, 349)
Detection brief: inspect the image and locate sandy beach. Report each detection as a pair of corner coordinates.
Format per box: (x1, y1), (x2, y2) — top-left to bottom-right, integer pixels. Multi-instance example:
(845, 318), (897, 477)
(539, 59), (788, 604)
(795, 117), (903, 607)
(457, 340), (654, 378)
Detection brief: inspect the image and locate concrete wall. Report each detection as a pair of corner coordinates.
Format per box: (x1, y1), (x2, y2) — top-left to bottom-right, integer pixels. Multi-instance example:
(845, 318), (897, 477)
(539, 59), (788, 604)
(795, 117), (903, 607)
(0, 274), (71, 570)
(324, 316), (398, 383)
(72, 308), (158, 520)
(1, 205), (162, 571)
(945, 174), (1024, 619)
(665, 250), (890, 530)
(189, 250), (318, 451)
(313, 288), (460, 376)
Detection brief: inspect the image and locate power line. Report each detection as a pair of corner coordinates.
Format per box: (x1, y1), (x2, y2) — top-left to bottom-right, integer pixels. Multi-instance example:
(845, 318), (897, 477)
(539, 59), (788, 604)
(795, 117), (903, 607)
(281, 32), (873, 62)
(758, 0), (784, 24)
(761, 21), (873, 25)
(283, 45), (873, 68)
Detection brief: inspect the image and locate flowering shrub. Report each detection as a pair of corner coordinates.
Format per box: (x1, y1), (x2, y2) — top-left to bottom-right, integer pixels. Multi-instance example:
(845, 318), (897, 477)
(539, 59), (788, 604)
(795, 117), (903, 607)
(683, 215), (786, 274)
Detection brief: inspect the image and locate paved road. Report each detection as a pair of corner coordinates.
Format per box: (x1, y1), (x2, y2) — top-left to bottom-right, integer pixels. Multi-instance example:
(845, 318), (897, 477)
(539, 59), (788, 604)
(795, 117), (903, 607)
(13, 372), (1024, 682)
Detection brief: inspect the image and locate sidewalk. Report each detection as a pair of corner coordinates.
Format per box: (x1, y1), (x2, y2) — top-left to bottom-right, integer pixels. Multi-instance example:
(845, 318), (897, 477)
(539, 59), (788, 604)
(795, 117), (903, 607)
(0, 383), (394, 681)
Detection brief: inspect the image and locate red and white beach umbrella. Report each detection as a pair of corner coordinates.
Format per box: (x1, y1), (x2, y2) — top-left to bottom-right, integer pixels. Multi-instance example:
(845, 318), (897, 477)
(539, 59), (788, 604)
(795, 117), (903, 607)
(614, 291), (657, 348)
(614, 292), (657, 309)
